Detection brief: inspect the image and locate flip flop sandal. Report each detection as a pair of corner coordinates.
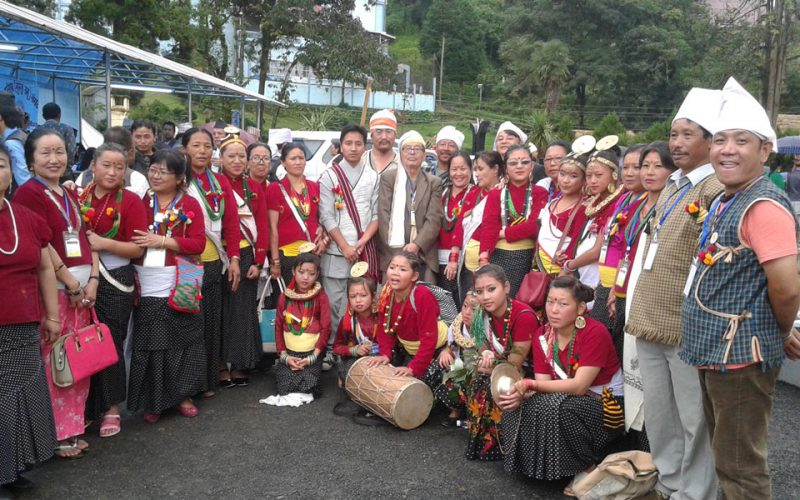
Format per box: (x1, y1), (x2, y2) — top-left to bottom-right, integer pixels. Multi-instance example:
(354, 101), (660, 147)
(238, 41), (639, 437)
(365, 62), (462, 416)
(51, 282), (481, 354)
(563, 471), (588, 497)
(99, 414), (121, 438)
(54, 440), (85, 460)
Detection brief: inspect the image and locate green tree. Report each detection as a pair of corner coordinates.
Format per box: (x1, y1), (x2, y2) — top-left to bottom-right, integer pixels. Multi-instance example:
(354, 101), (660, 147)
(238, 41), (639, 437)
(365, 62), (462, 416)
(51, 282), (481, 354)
(419, 0), (486, 92)
(531, 40), (572, 116)
(66, 0), (173, 51)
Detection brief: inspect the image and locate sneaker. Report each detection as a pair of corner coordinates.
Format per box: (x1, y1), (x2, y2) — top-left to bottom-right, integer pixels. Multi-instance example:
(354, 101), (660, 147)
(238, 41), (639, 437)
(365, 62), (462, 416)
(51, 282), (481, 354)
(321, 352), (335, 372)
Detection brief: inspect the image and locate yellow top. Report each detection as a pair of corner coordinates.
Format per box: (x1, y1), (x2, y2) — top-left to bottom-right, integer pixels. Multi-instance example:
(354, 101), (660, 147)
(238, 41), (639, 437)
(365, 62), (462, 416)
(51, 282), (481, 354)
(398, 320), (448, 355)
(465, 239), (481, 271)
(284, 331), (319, 353)
(496, 238), (535, 251)
(280, 240), (312, 258)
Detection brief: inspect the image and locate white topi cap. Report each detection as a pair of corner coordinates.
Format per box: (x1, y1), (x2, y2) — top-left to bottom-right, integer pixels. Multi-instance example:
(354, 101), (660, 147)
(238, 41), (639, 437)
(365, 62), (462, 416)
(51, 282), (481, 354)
(711, 77), (776, 152)
(672, 87), (723, 134)
(435, 126), (465, 149)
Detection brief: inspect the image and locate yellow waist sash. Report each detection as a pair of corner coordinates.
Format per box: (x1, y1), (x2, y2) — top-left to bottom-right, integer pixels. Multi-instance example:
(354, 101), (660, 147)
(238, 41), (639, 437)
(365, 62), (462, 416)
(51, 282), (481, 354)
(284, 331), (319, 352)
(496, 238), (535, 251)
(465, 239), (481, 271)
(398, 320), (448, 355)
(537, 248), (561, 274)
(201, 237), (220, 262)
(599, 265), (617, 288)
(280, 240), (312, 258)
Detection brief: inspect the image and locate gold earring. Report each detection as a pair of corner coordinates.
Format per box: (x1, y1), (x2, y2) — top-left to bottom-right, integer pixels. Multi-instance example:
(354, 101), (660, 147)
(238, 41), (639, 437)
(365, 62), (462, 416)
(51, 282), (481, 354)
(608, 183), (615, 193)
(575, 315), (586, 329)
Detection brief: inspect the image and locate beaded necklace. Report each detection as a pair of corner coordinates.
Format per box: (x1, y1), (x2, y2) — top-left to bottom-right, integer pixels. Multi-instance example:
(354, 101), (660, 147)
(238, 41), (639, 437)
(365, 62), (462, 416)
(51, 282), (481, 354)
(0, 200), (19, 255)
(79, 184), (123, 239)
(194, 169), (224, 221)
(441, 185), (470, 232)
(285, 299), (313, 335)
(382, 288), (411, 337)
(584, 185), (623, 218)
(288, 182), (311, 220)
(553, 327), (577, 378)
(470, 300), (512, 352)
(241, 177), (255, 209)
(501, 181), (533, 227)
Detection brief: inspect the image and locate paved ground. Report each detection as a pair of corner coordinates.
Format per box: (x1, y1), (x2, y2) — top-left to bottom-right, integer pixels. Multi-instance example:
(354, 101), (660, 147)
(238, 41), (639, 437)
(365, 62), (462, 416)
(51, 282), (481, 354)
(4, 365), (800, 499)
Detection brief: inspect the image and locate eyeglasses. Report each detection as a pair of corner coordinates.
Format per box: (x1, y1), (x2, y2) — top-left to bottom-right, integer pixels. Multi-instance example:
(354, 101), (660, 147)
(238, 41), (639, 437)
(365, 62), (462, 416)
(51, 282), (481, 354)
(506, 160), (532, 168)
(148, 166), (174, 177)
(544, 156), (564, 164)
(250, 155), (269, 163)
(401, 146), (424, 153)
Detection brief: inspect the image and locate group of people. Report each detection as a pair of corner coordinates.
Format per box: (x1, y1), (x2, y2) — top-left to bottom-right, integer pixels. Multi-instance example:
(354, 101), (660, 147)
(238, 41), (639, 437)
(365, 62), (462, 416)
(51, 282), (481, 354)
(2, 77), (799, 500)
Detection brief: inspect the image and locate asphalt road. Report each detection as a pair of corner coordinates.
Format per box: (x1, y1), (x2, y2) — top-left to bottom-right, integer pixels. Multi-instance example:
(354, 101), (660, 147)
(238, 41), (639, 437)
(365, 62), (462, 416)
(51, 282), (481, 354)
(4, 365), (800, 499)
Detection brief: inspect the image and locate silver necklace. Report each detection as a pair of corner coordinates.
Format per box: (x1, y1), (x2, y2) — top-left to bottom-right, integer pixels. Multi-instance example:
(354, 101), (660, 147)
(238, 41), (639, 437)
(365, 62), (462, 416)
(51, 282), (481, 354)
(0, 200), (20, 255)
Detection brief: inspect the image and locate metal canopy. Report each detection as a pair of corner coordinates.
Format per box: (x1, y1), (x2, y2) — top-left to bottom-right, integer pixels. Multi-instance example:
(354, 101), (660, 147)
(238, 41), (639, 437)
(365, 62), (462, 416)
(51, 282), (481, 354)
(0, 1), (285, 109)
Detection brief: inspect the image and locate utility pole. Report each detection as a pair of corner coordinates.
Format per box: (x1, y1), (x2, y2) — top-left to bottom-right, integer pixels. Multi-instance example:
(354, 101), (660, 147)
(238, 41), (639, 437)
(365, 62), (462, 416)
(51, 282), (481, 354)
(438, 36), (445, 106)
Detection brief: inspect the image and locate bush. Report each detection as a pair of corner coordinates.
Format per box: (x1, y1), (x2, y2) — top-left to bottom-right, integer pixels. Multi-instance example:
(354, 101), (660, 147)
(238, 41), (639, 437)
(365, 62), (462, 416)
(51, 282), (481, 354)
(592, 112), (627, 140)
(634, 118), (672, 144)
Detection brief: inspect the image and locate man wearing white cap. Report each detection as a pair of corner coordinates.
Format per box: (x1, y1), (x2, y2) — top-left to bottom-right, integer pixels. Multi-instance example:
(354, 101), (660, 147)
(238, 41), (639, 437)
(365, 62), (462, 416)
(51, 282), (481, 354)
(681, 77), (800, 499)
(427, 125), (464, 181)
(625, 87), (723, 500)
(363, 109), (398, 175)
(377, 130), (443, 281)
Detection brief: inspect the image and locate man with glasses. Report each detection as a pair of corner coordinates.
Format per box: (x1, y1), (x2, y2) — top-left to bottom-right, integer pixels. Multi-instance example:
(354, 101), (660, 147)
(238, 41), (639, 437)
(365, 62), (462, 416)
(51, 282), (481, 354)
(363, 109), (398, 176)
(536, 141), (570, 202)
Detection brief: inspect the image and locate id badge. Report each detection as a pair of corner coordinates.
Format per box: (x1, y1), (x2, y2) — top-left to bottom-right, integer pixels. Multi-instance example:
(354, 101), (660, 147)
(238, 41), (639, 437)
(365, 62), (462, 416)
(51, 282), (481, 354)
(143, 248), (166, 268)
(644, 242), (658, 271)
(210, 218), (222, 233)
(615, 259), (629, 287)
(410, 210), (417, 227)
(683, 258), (698, 297)
(599, 241), (609, 264)
(63, 231), (82, 258)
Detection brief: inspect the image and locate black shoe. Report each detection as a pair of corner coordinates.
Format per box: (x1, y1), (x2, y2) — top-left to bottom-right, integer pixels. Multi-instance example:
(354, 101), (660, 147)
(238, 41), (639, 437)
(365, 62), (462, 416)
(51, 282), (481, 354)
(311, 386), (323, 399)
(333, 400), (361, 417)
(352, 410), (390, 427)
(5, 475), (34, 491)
(441, 416), (459, 428)
(219, 379), (234, 389)
(232, 377), (249, 387)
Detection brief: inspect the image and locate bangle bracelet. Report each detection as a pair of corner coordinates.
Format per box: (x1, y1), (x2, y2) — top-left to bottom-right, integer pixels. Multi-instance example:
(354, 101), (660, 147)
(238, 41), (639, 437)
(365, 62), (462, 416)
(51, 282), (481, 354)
(351, 346), (359, 357)
(54, 263), (65, 273)
(46, 317), (61, 324)
(161, 235), (167, 248)
(526, 379), (536, 391)
(65, 287), (81, 297)
(88, 276), (99, 282)
(563, 261), (574, 272)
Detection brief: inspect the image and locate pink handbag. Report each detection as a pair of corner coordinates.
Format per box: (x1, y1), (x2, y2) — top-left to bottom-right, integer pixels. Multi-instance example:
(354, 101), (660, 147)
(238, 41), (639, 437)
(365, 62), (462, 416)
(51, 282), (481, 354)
(50, 308), (119, 388)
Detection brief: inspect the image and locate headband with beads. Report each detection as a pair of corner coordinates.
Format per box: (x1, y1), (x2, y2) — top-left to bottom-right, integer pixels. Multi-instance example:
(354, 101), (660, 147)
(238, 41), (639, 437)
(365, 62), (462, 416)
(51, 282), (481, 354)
(560, 135), (596, 172)
(219, 126), (246, 151)
(588, 135), (620, 179)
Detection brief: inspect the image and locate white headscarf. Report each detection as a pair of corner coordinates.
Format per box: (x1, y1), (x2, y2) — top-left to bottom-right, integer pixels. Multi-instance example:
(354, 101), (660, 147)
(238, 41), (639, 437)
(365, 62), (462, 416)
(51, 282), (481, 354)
(435, 125), (465, 149)
(493, 121), (528, 151)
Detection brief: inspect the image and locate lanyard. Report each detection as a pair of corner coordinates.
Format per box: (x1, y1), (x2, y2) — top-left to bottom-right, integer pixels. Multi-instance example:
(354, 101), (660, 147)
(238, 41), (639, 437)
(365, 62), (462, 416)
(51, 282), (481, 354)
(699, 191), (742, 250)
(624, 200), (656, 257)
(547, 182), (556, 203)
(153, 193), (181, 233)
(653, 181), (692, 239)
(34, 177), (76, 231)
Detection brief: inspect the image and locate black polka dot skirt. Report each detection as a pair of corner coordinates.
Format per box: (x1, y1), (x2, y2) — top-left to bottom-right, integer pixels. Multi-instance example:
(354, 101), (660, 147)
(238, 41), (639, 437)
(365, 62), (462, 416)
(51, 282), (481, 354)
(490, 248), (534, 299)
(127, 297), (207, 414)
(274, 349), (323, 395)
(393, 348), (445, 392)
(502, 392), (621, 480)
(201, 259), (223, 391)
(337, 356), (358, 385)
(0, 323), (56, 485)
(86, 265), (134, 421)
(222, 248), (262, 371)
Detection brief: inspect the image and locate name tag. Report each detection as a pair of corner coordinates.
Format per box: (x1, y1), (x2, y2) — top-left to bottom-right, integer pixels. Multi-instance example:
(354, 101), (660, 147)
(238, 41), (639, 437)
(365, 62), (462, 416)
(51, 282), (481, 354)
(683, 258), (698, 297)
(143, 248), (166, 268)
(63, 231), (82, 258)
(643, 242), (658, 271)
(599, 241), (609, 264)
(154, 212), (166, 224)
(615, 259), (629, 287)
(210, 218), (222, 233)
(410, 210), (417, 227)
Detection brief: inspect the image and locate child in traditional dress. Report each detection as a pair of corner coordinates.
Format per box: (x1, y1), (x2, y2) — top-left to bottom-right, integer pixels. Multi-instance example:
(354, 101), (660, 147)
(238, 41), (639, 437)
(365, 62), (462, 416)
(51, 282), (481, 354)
(332, 275), (378, 386)
(271, 252), (331, 401)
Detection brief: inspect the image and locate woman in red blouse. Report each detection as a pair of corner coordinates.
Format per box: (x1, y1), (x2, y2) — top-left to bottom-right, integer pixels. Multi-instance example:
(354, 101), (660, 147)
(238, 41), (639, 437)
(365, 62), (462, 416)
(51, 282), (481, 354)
(266, 143), (323, 285)
(182, 127), (242, 396)
(0, 143), (61, 486)
(458, 264), (535, 460)
(14, 129), (99, 458)
(129, 149), (207, 422)
(498, 276), (623, 493)
(480, 145), (548, 298)
(369, 251), (447, 389)
(438, 152), (480, 308)
(79, 143), (148, 437)
(219, 132), (270, 387)
(561, 149), (624, 297)
(536, 155), (588, 276)
(246, 142), (272, 196)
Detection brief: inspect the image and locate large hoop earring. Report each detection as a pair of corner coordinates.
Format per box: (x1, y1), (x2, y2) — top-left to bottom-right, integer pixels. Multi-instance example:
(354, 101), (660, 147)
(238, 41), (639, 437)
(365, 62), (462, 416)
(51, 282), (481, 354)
(575, 315), (586, 329)
(608, 183), (615, 193)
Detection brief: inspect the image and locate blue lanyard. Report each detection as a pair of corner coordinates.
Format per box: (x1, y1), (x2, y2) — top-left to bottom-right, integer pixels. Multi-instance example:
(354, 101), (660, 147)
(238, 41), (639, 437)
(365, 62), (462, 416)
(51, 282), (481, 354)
(655, 181), (692, 235)
(699, 191), (742, 250)
(33, 177), (74, 230)
(547, 182), (556, 203)
(153, 193), (181, 233)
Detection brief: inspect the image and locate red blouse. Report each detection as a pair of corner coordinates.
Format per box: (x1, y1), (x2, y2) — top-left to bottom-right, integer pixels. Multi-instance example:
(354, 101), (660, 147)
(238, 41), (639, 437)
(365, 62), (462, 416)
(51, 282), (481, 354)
(480, 182), (548, 254)
(532, 317), (620, 385)
(192, 169), (241, 258)
(439, 185), (480, 250)
(543, 199), (588, 261)
(13, 179), (92, 267)
(266, 177), (320, 247)
(225, 173), (270, 265)
(332, 311), (378, 357)
(483, 299), (538, 355)
(83, 187), (148, 243)
(133, 194), (207, 266)
(376, 285), (440, 377)
(0, 202), (52, 325)
(274, 288), (332, 352)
